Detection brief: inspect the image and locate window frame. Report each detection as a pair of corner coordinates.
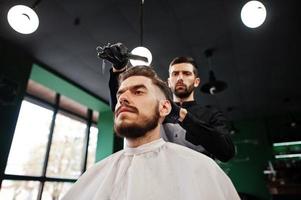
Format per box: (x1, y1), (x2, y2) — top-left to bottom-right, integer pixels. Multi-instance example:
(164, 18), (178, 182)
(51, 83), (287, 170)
(1, 92), (98, 199)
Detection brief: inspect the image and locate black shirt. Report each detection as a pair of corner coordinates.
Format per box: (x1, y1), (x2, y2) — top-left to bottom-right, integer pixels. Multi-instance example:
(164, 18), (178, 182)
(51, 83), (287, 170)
(177, 101), (235, 162)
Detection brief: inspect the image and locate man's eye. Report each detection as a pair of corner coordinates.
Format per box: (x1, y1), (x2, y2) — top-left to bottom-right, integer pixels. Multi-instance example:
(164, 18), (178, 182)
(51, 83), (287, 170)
(134, 90), (143, 95)
(184, 72), (192, 76)
(172, 72), (178, 76)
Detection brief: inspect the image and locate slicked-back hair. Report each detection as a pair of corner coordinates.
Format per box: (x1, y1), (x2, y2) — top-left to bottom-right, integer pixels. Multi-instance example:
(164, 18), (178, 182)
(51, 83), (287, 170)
(118, 66), (173, 102)
(169, 56), (199, 77)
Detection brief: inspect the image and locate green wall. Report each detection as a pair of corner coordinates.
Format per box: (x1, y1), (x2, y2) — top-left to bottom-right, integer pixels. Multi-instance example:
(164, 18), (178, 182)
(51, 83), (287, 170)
(96, 111), (115, 161)
(30, 64), (108, 112)
(220, 118), (273, 200)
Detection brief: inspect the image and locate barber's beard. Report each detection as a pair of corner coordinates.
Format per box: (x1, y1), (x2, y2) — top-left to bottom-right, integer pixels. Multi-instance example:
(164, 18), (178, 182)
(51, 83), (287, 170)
(173, 83), (195, 99)
(114, 103), (160, 139)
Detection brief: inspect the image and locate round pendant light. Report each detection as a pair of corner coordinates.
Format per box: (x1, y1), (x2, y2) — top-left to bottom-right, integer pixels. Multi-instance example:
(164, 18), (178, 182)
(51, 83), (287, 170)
(130, 46), (152, 66)
(241, 1), (266, 28)
(7, 5), (39, 34)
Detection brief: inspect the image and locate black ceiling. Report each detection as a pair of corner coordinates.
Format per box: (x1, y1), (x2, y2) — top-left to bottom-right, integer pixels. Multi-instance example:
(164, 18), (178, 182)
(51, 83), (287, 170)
(1, 0), (300, 121)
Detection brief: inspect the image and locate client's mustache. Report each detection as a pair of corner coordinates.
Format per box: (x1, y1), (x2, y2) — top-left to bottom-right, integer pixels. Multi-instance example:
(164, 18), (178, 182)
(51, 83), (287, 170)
(115, 104), (139, 117)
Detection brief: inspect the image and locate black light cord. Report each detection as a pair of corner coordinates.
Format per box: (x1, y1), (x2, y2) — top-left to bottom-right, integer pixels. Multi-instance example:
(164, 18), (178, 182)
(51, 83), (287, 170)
(32, 0), (42, 8)
(139, 0), (144, 46)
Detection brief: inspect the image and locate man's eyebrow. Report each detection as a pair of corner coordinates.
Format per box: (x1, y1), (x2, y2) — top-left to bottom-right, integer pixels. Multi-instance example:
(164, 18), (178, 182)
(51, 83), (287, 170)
(117, 84), (147, 96)
(131, 84), (147, 90)
(171, 70), (191, 73)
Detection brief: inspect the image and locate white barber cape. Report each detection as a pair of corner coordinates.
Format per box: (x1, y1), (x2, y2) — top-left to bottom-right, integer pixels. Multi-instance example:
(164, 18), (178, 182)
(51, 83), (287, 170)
(63, 139), (240, 200)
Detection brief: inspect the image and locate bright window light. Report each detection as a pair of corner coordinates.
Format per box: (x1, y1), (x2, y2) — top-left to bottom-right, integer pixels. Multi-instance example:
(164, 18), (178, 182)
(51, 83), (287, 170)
(46, 111), (87, 179)
(130, 46), (152, 66)
(0, 180), (40, 199)
(241, 1), (266, 28)
(7, 5), (39, 34)
(273, 141), (301, 147)
(5, 100), (53, 176)
(275, 153), (301, 159)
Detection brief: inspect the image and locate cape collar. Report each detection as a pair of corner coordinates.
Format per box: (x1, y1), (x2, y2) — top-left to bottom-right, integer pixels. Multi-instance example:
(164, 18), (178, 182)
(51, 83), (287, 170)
(124, 138), (165, 156)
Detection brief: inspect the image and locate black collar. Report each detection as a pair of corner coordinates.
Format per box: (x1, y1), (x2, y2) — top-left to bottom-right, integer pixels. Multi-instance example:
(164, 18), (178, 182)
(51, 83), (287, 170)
(175, 100), (197, 108)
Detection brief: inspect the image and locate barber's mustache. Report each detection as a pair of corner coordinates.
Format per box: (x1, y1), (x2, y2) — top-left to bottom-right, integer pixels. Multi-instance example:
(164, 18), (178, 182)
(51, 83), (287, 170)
(175, 81), (186, 87)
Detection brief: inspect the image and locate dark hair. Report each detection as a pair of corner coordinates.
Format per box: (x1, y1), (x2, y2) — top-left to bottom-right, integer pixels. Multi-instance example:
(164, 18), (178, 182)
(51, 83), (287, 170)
(169, 56), (199, 77)
(118, 66), (172, 102)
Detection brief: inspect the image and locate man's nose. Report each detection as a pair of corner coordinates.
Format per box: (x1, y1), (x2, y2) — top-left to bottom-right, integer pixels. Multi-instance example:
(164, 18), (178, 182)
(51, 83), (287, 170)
(115, 96), (129, 112)
(177, 73), (184, 81)
(118, 91), (130, 106)
(119, 98), (129, 106)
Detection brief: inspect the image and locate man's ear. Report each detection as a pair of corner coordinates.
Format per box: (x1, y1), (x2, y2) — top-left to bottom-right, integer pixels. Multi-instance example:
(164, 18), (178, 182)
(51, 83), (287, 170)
(194, 77), (200, 87)
(159, 99), (171, 118)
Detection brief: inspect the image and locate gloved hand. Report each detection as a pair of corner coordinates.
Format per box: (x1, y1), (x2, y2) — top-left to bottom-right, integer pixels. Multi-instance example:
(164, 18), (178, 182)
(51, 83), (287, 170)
(96, 43), (129, 70)
(163, 101), (181, 123)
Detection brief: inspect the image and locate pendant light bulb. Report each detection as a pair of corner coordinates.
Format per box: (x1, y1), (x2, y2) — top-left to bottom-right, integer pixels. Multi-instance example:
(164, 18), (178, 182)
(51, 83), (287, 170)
(241, 1), (266, 28)
(7, 5), (39, 34)
(130, 46), (152, 66)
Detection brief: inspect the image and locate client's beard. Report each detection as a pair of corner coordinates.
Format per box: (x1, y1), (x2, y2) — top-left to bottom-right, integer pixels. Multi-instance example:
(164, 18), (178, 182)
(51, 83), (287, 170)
(114, 103), (160, 139)
(173, 83), (195, 99)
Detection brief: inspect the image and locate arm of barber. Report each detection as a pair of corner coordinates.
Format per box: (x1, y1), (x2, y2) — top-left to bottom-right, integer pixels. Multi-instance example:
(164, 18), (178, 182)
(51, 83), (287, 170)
(109, 67), (126, 111)
(96, 43), (128, 111)
(177, 104), (235, 162)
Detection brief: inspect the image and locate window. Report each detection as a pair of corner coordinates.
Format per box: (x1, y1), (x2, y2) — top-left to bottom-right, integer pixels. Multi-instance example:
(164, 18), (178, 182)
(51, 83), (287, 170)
(5, 101), (53, 177)
(0, 81), (99, 200)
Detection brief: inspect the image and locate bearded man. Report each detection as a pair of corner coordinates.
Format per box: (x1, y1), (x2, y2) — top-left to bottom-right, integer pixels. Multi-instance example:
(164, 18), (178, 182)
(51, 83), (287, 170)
(62, 66), (240, 200)
(164, 56), (235, 161)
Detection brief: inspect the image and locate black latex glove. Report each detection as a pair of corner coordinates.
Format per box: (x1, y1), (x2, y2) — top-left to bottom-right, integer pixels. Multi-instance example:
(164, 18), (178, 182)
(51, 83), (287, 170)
(163, 101), (181, 123)
(96, 43), (129, 70)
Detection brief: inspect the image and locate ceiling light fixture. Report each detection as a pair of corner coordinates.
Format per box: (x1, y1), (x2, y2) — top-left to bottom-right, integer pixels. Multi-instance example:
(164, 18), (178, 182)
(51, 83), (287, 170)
(130, 0), (152, 66)
(7, 0), (41, 34)
(241, 1), (267, 28)
(130, 46), (152, 66)
(200, 49), (227, 95)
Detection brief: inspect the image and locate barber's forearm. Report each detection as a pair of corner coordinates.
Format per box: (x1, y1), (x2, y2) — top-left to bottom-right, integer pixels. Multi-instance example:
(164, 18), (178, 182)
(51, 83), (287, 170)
(181, 112), (235, 161)
(109, 68), (125, 111)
